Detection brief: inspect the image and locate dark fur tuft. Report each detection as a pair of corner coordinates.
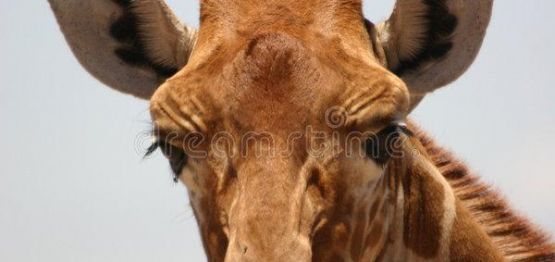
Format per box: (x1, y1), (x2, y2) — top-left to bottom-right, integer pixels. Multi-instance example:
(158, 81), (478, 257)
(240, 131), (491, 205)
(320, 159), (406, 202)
(394, 0), (458, 75)
(109, 0), (178, 78)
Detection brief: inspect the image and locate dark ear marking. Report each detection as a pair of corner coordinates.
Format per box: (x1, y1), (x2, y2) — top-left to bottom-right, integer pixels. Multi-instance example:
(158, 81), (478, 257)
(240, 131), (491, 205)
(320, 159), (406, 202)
(109, 0), (178, 78)
(394, 0), (458, 75)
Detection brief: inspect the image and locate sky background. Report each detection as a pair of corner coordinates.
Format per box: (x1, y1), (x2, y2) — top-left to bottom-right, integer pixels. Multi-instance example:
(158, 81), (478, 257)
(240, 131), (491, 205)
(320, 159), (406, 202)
(1, 1), (554, 261)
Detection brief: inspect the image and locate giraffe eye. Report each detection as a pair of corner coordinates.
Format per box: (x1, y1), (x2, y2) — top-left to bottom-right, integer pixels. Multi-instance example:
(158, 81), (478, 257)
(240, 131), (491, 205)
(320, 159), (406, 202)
(364, 124), (412, 165)
(146, 139), (188, 182)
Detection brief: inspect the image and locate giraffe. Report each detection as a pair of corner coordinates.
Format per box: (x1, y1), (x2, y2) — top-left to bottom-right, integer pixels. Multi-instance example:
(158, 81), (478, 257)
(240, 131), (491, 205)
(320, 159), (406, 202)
(49, 0), (555, 261)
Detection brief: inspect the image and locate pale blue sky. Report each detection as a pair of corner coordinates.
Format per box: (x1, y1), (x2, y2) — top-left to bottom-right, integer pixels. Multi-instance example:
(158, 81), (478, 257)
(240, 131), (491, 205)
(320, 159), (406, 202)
(1, 1), (554, 261)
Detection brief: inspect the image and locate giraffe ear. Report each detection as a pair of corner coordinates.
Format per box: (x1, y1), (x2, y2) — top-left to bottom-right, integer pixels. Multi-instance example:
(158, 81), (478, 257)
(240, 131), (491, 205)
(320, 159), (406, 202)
(48, 0), (197, 99)
(375, 0), (493, 109)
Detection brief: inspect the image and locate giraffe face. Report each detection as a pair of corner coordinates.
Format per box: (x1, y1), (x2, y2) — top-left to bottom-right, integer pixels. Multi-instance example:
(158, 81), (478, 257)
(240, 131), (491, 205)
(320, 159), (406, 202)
(149, 31), (409, 260)
(50, 0), (497, 259)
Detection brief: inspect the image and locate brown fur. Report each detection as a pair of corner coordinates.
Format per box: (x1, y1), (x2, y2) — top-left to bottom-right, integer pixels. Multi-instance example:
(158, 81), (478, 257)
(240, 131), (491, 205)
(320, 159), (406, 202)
(412, 123), (555, 261)
(50, 0), (553, 261)
(402, 158), (445, 258)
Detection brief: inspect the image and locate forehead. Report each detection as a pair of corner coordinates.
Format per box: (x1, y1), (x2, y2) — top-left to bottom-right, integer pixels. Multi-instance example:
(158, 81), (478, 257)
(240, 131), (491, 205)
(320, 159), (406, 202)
(151, 30), (409, 138)
(183, 34), (355, 133)
(226, 39), (344, 131)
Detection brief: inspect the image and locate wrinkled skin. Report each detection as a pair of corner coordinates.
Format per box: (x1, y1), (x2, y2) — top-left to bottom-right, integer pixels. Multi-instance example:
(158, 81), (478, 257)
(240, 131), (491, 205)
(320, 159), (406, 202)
(150, 22), (409, 260)
(50, 0), (555, 260)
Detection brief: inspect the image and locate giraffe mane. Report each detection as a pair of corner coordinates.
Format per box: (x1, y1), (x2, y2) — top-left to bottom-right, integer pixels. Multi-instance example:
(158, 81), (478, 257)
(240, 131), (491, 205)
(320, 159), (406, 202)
(411, 123), (555, 261)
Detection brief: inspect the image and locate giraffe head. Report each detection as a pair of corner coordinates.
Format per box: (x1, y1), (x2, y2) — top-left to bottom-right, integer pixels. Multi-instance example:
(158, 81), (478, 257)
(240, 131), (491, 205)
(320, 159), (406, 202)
(50, 0), (493, 260)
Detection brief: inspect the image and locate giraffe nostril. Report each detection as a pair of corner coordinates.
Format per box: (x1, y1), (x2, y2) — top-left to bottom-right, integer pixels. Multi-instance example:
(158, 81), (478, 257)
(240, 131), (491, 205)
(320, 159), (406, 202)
(307, 168), (327, 199)
(306, 168), (330, 236)
(307, 168), (321, 187)
(235, 241), (248, 255)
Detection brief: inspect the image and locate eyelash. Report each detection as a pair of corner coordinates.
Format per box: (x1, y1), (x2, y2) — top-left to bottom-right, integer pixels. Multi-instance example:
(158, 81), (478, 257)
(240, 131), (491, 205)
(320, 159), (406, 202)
(145, 139), (189, 182)
(364, 124), (413, 165)
(144, 125), (412, 178)
(145, 139), (161, 158)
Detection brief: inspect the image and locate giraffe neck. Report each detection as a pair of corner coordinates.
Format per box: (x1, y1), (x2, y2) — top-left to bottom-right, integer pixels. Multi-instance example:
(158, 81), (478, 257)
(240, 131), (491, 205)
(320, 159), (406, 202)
(358, 155), (456, 261)
(347, 137), (506, 261)
(411, 123), (555, 261)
